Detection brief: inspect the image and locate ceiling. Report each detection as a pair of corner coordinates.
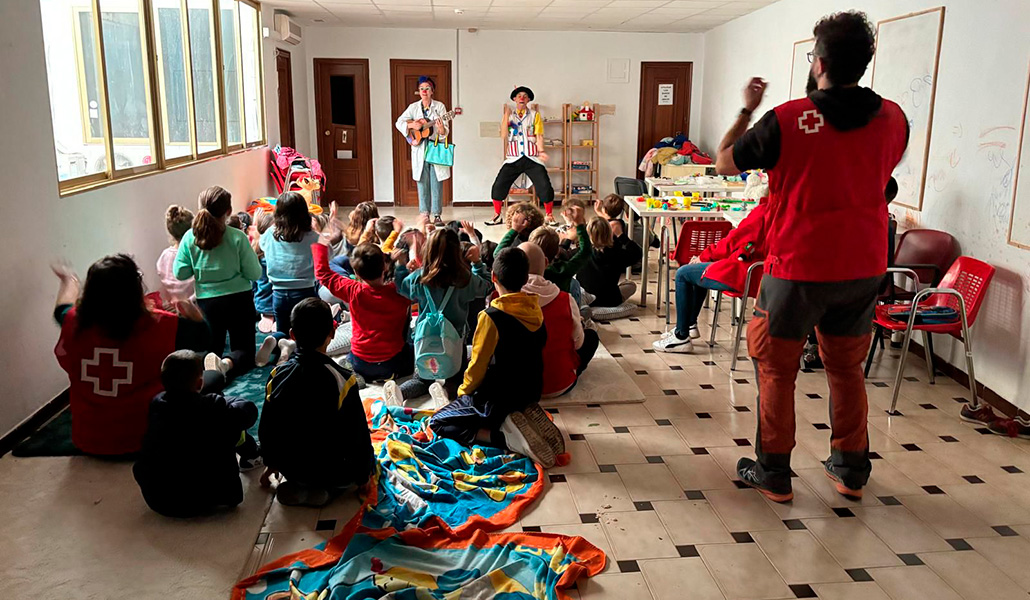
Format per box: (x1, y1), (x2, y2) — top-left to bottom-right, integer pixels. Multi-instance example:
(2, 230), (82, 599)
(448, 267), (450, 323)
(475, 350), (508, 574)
(263, 0), (780, 33)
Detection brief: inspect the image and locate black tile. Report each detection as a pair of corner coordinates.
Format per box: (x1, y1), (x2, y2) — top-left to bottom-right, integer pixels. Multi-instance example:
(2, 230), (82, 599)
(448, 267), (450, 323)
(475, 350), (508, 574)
(700, 384), (716, 390)
(522, 525), (542, 532)
(634, 501), (655, 511)
(655, 419), (673, 426)
(806, 393), (822, 399)
(570, 433), (586, 441)
(734, 406), (751, 412)
(315, 519), (337, 532)
(790, 584), (818, 598)
(1002, 465), (1024, 474)
(790, 469), (799, 478)
(872, 382), (889, 388)
(703, 361), (717, 366)
(634, 370), (648, 375)
(685, 490), (706, 500)
(587, 403), (601, 408)
(629, 317), (640, 322)
(887, 410), (905, 416)
(833, 507), (855, 518)
(650, 330), (662, 335)
(963, 475), (985, 484)
(953, 396), (967, 403)
(940, 435), (959, 442)
(663, 389), (678, 396)
(611, 353), (623, 358)
(731, 531), (754, 543)
(902, 443), (922, 451)
(613, 426), (630, 433)
(549, 474), (567, 483)
(784, 519), (807, 530)
(643, 349), (656, 354)
(255, 532), (269, 545)
(920, 403), (939, 410)
(616, 560), (640, 573)
(847, 568), (873, 582)
(734, 438), (752, 447)
(734, 379), (750, 385)
(598, 464), (617, 473)
(670, 365), (684, 371)
(676, 544), (700, 557)
(691, 447), (709, 455)
(993, 525), (1018, 537)
(646, 455), (665, 464)
(546, 408), (560, 414)
(946, 538), (973, 551)
(801, 368), (815, 374)
(580, 513), (599, 524)
(976, 427), (993, 435)
(732, 480), (749, 489)
(869, 452), (883, 460)
(905, 376), (920, 382)
(620, 334), (631, 339)
(898, 553), (924, 566)
(922, 485), (945, 495)
(737, 356), (749, 361)
(696, 412), (712, 419)
(813, 423), (831, 430)
(878, 495), (902, 506)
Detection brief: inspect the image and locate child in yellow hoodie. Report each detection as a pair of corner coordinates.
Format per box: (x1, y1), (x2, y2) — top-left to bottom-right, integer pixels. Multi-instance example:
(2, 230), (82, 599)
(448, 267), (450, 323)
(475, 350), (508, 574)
(429, 247), (564, 467)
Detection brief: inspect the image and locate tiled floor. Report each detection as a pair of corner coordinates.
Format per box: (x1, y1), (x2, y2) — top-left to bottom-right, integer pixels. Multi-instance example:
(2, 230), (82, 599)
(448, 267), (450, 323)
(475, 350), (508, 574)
(4, 206), (1030, 599)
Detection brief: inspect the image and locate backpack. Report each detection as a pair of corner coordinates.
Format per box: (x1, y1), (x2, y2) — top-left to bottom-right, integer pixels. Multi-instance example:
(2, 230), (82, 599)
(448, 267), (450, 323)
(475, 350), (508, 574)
(413, 286), (463, 380)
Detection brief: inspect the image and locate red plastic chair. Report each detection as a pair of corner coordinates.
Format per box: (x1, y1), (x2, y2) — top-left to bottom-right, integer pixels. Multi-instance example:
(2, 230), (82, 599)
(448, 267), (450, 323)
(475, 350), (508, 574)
(658, 220), (733, 320)
(866, 256), (995, 414)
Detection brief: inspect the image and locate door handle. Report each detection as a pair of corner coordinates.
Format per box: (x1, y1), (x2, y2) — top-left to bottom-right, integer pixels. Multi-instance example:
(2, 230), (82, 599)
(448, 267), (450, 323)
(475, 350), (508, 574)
(324, 130), (330, 136)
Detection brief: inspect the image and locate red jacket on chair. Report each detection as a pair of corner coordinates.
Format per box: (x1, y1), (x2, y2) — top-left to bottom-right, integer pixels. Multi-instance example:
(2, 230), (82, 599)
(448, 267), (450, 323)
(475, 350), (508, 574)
(699, 202), (770, 291)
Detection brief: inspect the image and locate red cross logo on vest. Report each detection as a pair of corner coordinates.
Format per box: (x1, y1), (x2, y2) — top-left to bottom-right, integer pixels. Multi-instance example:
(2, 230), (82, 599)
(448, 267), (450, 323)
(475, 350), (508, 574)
(798, 109), (825, 134)
(81, 348), (133, 397)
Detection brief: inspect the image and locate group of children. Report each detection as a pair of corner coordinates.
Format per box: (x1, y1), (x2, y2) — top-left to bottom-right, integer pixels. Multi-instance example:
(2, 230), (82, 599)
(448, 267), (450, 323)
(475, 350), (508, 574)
(131, 186), (645, 515)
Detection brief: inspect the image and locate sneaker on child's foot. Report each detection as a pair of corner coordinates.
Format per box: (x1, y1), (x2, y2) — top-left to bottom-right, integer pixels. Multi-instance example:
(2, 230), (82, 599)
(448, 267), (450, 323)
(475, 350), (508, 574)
(500, 412), (557, 468)
(959, 403), (998, 426)
(428, 382), (449, 408)
(736, 457), (793, 503)
(255, 336), (278, 367)
(382, 379), (403, 407)
(823, 459), (863, 499)
(258, 315), (276, 334)
(433, 215), (445, 228)
(239, 454), (264, 472)
(688, 325), (701, 340)
(987, 417), (1030, 439)
(653, 333), (693, 354)
(579, 305), (594, 321)
(204, 352), (231, 375)
(276, 339), (297, 365)
(581, 290), (597, 306)
(522, 403), (565, 456)
(275, 480), (331, 507)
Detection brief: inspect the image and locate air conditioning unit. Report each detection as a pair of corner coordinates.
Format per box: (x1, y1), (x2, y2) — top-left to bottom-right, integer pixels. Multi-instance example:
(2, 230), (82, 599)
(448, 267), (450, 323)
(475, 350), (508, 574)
(274, 14), (302, 45)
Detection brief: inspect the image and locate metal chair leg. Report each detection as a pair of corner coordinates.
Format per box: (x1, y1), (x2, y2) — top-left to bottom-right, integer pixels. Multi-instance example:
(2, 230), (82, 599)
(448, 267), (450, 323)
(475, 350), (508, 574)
(889, 324), (914, 414)
(730, 297), (748, 371)
(656, 223), (668, 317)
(922, 331), (936, 384)
(864, 325), (880, 378)
(709, 292), (722, 347)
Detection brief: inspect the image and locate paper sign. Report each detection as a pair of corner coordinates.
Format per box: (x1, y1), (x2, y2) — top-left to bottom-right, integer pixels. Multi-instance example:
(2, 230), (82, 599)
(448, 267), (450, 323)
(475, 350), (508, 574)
(658, 84), (674, 105)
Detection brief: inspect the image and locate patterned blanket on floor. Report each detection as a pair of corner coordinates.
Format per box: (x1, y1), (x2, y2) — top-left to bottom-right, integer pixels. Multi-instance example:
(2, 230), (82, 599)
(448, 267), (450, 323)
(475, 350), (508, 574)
(233, 399), (605, 600)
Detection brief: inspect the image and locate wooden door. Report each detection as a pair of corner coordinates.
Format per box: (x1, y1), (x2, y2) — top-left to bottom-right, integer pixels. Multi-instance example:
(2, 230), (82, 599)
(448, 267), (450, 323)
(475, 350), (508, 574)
(637, 62), (693, 179)
(390, 59), (453, 207)
(275, 49), (295, 149)
(314, 58), (374, 205)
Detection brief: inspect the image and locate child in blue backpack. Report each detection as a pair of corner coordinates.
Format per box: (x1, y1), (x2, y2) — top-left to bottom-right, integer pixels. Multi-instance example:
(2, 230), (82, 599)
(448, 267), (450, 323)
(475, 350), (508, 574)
(391, 225), (492, 404)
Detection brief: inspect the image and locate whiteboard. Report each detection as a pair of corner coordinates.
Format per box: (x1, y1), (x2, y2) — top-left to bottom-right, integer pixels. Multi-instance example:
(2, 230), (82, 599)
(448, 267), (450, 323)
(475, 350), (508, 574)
(871, 7), (945, 211)
(789, 38), (815, 100)
(1009, 64), (1030, 250)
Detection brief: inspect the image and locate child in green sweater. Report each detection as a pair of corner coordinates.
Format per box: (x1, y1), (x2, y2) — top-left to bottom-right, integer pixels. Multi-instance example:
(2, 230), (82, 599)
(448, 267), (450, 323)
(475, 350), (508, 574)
(494, 202), (590, 300)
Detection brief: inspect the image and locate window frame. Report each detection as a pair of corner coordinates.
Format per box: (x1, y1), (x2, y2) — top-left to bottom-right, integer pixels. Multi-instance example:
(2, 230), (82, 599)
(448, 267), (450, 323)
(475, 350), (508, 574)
(51, 0), (265, 195)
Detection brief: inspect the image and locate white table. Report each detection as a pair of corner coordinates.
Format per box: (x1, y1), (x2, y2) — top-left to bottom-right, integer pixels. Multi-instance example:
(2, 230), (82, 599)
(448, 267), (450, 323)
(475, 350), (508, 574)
(624, 195), (753, 307)
(645, 177), (747, 198)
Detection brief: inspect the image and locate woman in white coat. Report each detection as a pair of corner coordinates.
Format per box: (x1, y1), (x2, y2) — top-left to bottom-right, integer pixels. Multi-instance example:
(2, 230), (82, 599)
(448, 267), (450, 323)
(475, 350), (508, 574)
(395, 76), (450, 227)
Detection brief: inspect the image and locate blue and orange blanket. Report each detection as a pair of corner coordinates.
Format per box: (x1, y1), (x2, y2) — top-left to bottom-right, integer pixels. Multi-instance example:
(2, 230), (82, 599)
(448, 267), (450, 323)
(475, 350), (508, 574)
(233, 399), (605, 600)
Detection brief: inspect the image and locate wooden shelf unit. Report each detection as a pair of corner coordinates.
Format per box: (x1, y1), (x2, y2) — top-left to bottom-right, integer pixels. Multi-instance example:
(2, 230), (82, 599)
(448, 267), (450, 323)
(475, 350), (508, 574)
(564, 103), (600, 203)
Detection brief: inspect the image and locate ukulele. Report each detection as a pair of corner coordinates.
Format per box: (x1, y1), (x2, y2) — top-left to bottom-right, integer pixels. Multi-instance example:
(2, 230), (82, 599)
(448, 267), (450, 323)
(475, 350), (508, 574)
(406, 107), (462, 146)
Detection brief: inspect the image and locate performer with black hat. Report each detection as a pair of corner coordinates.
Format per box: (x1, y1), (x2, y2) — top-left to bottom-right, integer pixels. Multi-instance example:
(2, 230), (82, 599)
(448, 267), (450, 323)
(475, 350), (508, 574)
(485, 86), (557, 226)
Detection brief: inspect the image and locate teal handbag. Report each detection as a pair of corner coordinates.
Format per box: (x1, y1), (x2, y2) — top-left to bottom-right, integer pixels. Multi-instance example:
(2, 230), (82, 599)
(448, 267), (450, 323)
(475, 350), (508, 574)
(425, 135), (454, 167)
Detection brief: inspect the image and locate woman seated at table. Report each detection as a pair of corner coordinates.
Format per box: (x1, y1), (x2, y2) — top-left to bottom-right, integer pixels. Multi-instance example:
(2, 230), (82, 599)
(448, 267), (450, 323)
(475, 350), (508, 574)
(653, 200), (769, 354)
(52, 255), (218, 455)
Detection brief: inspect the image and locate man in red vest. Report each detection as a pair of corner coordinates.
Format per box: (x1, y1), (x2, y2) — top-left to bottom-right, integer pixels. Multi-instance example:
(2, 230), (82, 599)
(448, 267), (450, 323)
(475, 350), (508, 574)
(713, 11), (908, 502)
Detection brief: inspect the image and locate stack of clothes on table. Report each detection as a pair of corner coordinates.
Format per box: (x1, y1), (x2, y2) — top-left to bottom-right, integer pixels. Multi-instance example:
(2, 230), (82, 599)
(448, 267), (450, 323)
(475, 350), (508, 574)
(638, 134), (713, 177)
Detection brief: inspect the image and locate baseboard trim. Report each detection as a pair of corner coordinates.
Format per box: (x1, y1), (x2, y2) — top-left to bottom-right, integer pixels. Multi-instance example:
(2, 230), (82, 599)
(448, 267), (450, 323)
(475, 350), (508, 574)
(0, 388), (70, 458)
(907, 341), (1027, 420)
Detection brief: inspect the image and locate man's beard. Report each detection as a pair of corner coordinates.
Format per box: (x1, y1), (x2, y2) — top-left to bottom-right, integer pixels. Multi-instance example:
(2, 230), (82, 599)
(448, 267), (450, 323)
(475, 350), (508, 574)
(805, 69), (818, 96)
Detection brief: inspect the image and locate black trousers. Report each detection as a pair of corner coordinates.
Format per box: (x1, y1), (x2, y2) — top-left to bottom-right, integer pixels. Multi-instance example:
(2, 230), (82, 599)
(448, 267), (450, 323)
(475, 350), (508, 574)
(197, 291), (256, 377)
(490, 156), (554, 205)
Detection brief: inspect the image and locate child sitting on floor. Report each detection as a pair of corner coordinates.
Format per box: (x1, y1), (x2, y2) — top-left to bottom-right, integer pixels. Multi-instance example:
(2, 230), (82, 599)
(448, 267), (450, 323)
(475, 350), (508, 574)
(250, 210), (276, 336)
(259, 298), (374, 507)
(594, 193), (627, 226)
(312, 236), (412, 382)
(528, 202), (592, 303)
(519, 242), (599, 396)
(328, 201), (380, 276)
(576, 217), (642, 308)
(133, 350), (260, 518)
(156, 205), (196, 308)
(429, 247), (563, 467)
(494, 201), (545, 256)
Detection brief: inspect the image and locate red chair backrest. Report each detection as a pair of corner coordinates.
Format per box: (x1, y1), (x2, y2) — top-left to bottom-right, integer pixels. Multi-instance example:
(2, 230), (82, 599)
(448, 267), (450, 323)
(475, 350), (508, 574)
(895, 229), (959, 285)
(931, 256), (995, 326)
(672, 220), (733, 265)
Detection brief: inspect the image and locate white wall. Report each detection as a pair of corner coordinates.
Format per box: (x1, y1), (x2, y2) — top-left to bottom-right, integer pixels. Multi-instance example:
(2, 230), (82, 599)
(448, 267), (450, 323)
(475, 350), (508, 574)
(700, 0), (1030, 411)
(261, 4), (311, 155)
(0, 2), (271, 437)
(296, 27), (705, 203)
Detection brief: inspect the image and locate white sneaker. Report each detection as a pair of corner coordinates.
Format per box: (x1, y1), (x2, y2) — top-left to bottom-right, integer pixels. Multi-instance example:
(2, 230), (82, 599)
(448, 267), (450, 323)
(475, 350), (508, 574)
(255, 335), (278, 367)
(428, 382), (449, 407)
(382, 379), (402, 407)
(276, 339), (297, 365)
(659, 329), (679, 340)
(500, 412), (556, 468)
(204, 352), (231, 375)
(653, 334), (693, 354)
(688, 325), (701, 339)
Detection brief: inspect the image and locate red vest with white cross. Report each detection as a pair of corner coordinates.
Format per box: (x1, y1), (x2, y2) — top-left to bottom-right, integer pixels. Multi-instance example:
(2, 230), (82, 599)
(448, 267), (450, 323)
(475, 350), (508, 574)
(765, 96), (907, 282)
(54, 307), (178, 455)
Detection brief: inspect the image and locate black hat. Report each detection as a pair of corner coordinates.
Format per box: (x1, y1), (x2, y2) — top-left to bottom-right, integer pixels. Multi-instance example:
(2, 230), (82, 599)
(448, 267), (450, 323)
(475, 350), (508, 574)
(510, 86), (534, 101)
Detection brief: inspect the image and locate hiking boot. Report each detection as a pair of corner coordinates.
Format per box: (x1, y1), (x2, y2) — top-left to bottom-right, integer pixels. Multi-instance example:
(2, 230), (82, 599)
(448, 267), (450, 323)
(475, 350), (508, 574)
(523, 402), (565, 456)
(276, 480), (331, 507)
(736, 457), (793, 502)
(823, 460), (863, 500)
(500, 411), (557, 468)
(653, 333), (693, 354)
(987, 417), (1030, 440)
(959, 403), (998, 426)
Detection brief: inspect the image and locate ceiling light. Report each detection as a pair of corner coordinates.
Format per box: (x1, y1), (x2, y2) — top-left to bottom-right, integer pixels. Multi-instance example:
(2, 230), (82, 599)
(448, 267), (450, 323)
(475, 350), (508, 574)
(454, 8), (464, 15)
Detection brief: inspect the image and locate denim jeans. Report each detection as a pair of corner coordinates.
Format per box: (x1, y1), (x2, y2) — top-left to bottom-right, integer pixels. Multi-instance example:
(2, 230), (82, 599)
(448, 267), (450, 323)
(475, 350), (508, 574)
(272, 287), (317, 336)
(348, 344), (414, 382)
(675, 262), (735, 337)
(417, 162), (443, 216)
(568, 278), (584, 306)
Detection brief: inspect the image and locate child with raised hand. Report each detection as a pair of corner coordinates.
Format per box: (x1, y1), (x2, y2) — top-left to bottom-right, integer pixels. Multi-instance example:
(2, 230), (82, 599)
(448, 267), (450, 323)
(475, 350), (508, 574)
(576, 217), (643, 307)
(530, 201), (591, 298)
(392, 227), (493, 405)
(259, 298), (373, 507)
(133, 350), (259, 518)
(175, 186), (263, 378)
(493, 201), (545, 258)
(157, 205), (196, 308)
(429, 247), (563, 467)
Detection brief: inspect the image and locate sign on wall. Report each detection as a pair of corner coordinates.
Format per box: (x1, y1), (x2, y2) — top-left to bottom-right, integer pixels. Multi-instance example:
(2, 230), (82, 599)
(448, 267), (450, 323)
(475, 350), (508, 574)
(658, 84), (674, 106)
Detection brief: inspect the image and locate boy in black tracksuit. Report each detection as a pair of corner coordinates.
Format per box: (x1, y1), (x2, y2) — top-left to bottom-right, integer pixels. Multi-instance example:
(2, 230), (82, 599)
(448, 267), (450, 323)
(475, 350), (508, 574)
(133, 350), (258, 518)
(259, 298), (374, 507)
(574, 217), (643, 307)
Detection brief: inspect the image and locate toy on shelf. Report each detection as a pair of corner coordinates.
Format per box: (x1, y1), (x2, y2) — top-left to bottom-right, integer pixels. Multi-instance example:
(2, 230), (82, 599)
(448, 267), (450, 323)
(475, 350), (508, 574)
(577, 103), (594, 121)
